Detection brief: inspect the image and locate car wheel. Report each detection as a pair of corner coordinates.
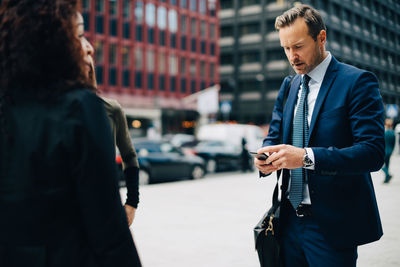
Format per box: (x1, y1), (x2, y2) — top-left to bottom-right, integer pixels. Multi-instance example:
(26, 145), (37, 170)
(206, 159), (217, 173)
(139, 169), (150, 185)
(191, 165), (205, 180)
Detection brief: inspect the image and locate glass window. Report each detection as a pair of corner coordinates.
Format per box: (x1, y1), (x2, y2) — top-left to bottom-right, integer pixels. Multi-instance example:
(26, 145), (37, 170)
(168, 9), (178, 33)
(181, 36), (187, 50)
(135, 47), (143, 70)
(94, 41), (104, 63)
(181, 0), (187, 8)
(110, 19), (117, 36)
(135, 71), (142, 87)
(220, 54), (233, 65)
(95, 15), (104, 34)
(148, 73), (154, 89)
(146, 4), (156, 27)
(109, 43), (117, 65)
(208, 0), (216, 16)
(221, 26), (233, 37)
(122, 46), (130, 67)
(170, 77), (176, 92)
(123, 0), (131, 18)
(109, 68), (117, 86)
(190, 59), (196, 76)
(191, 18), (197, 35)
(169, 55), (178, 75)
(147, 50), (155, 72)
(136, 25), (142, 41)
(135, 1), (143, 23)
(190, 0), (196, 11)
(210, 63), (215, 79)
(200, 0), (206, 14)
(181, 15), (187, 34)
(157, 6), (167, 30)
(239, 0), (260, 7)
(96, 66), (103, 85)
(83, 0), (90, 9)
(181, 78), (186, 93)
(240, 51), (259, 63)
(200, 61), (205, 78)
(159, 75), (165, 91)
(95, 0), (104, 12)
(123, 22), (130, 39)
(210, 23), (215, 39)
(159, 52), (166, 73)
(180, 57), (186, 74)
(123, 70), (130, 87)
(221, 0), (233, 9)
(109, 0), (118, 15)
(171, 0), (177, 5)
(239, 23), (260, 36)
(200, 21), (206, 38)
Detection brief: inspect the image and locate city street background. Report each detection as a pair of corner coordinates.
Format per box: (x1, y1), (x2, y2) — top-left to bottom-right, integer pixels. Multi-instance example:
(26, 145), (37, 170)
(122, 146), (400, 267)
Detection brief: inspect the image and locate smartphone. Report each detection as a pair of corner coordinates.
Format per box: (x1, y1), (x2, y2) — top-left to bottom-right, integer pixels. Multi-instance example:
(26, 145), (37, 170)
(249, 152), (268, 160)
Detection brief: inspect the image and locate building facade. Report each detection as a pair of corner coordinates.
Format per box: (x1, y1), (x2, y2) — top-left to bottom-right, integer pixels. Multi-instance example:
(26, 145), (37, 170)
(219, 0), (400, 125)
(82, 0), (219, 135)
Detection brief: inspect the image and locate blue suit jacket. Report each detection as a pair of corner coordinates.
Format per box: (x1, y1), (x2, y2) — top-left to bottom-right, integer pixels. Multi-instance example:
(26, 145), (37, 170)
(263, 56), (384, 249)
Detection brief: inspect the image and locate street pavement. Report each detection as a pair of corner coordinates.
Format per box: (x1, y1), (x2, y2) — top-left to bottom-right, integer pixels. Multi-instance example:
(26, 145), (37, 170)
(121, 149), (400, 267)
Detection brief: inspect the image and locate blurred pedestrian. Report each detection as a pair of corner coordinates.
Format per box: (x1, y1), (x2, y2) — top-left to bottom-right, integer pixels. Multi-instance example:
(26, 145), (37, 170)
(0, 0), (141, 266)
(395, 122), (400, 154)
(240, 138), (252, 172)
(254, 4), (384, 267)
(81, 12), (140, 225)
(383, 118), (395, 183)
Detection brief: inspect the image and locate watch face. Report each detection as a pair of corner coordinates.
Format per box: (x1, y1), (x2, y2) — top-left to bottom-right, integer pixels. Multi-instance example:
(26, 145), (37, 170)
(303, 154), (313, 166)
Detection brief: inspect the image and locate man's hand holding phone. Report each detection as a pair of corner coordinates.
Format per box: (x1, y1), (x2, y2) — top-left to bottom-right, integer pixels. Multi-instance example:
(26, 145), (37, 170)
(252, 148), (279, 175)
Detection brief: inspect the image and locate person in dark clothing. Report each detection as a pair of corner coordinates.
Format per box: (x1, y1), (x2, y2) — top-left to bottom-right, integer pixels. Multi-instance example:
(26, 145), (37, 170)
(241, 138), (252, 172)
(383, 118), (396, 183)
(82, 13), (140, 226)
(0, 1), (141, 266)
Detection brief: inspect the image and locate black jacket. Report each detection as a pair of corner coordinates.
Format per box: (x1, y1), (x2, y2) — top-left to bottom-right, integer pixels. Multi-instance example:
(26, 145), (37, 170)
(0, 89), (141, 267)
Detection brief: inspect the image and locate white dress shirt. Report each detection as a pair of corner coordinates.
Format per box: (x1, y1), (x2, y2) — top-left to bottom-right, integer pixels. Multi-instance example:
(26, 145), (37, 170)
(289, 52), (332, 205)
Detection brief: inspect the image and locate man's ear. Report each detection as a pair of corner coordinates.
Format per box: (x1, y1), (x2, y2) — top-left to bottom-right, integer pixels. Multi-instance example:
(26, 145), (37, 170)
(319, 30), (327, 45)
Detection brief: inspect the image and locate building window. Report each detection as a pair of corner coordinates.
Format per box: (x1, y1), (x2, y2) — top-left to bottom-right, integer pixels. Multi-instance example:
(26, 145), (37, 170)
(170, 77), (176, 92)
(110, 19), (117, 36)
(109, 43), (117, 65)
(159, 75), (165, 91)
(135, 47), (143, 70)
(190, 59), (196, 77)
(94, 41), (104, 64)
(159, 52), (166, 74)
(169, 54), (178, 76)
(199, 0), (206, 14)
(239, 0), (260, 8)
(239, 23), (260, 36)
(123, 22), (130, 39)
(200, 61), (206, 79)
(210, 63), (215, 79)
(208, 0), (216, 16)
(109, 0), (118, 15)
(123, 70), (130, 87)
(180, 57), (186, 74)
(221, 0), (233, 9)
(83, 0), (90, 9)
(210, 23), (216, 40)
(191, 79), (196, 93)
(200, 21), (207, 38)
(95, 15), (104, 34)
(181, 0), (187, 8)
(109, 68), (117, 86)
(210, 43), (215, 56)
(95, 0), (104, 12)
(158, 6), (167, 46)
(190, 0), (196, 11)
(221, 54), (233, 65)
(148, 73), (154, 90)
(240, 51), (260, 64)
(123, 0), (131, 18)
(181, 78), (187, 93)
(221, 26), (233, 37)
(146, 50), (155, 72)
(135, 71), (142, 88)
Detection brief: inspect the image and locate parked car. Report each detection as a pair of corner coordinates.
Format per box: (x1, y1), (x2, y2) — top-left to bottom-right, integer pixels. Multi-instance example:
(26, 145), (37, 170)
(192, 140), (244, 173)
(132, 139), (206, 185)
(196, 123), (265, 152)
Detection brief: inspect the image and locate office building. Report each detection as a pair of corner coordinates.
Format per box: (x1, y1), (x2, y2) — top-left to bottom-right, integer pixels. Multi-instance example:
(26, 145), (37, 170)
(219, 0), (400, 125)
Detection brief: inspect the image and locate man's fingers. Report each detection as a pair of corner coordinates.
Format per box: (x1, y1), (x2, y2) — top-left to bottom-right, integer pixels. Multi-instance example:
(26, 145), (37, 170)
(257, 144), (286, 154)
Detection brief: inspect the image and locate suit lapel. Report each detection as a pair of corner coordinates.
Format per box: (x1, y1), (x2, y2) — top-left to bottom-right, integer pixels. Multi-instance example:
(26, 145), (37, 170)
(308, 57), (339, 142)
(283, 75), (301, 144)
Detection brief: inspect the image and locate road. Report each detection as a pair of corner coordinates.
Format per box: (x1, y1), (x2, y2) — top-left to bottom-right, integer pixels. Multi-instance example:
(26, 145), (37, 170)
(121, 152), (400, 267)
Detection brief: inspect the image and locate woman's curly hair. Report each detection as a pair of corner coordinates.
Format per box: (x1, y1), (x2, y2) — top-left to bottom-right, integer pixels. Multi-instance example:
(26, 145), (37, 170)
(0, 0), (92, 138)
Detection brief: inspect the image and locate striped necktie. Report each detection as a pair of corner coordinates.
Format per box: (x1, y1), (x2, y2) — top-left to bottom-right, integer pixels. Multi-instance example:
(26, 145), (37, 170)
(289, 74), (310, 210)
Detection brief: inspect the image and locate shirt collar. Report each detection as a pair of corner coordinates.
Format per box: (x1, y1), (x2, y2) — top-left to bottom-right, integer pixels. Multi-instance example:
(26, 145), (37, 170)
(305, 51), (332, 84)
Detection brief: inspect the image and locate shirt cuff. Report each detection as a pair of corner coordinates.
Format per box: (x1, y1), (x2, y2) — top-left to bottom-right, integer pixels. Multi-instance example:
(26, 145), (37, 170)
(304, 147), (315, 170)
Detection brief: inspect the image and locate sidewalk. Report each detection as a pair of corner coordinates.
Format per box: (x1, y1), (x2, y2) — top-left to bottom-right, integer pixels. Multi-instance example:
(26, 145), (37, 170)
(125, 151), (400, 267)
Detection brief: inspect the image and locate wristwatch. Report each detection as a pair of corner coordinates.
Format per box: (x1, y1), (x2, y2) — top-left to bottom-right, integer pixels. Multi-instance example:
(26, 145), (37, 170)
(303, 149), (314, 168)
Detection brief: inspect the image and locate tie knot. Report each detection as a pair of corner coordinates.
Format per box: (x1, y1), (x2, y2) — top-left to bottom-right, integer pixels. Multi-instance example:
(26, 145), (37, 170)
(302, 75), (311, 86)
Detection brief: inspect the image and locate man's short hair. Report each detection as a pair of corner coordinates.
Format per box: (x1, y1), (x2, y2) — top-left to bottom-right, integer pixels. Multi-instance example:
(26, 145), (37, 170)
(275, 4), (326, 40)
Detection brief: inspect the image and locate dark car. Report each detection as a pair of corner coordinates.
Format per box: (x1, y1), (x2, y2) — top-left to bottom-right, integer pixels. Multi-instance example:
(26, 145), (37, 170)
(192, 140), (248, 173)
(132, 139), (206, 184)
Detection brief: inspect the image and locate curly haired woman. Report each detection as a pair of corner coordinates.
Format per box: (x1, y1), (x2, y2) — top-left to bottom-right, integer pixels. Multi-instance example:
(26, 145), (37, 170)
(0, 0), (141, 266)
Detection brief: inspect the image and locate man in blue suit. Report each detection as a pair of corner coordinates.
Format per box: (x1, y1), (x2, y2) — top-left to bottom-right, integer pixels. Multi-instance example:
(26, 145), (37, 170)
(254, 4), (384, 267)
